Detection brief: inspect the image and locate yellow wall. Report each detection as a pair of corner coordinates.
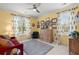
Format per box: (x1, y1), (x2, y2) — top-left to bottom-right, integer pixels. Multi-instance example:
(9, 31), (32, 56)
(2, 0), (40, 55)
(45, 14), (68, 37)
(0, 11), (13, 35)
(1, 4), (79, 44)
(38, 4), (79, 45)
(0, 11), (39, 42)
(58, 5), (79, 45)
(0, 10), (39, 33)
(38, 12), (57, 43)
(30, 17), (39, 32)
(74, 7), (79, 32)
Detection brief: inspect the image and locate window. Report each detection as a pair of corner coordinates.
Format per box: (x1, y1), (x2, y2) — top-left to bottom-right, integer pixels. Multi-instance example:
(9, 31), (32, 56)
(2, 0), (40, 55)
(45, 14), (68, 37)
(57, 11), (76, 35)
(12, 15), (31, 36)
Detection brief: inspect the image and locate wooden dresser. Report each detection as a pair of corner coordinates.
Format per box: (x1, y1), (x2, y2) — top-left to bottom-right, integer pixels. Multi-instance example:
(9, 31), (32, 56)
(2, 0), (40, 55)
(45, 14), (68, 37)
(40, 29), (53, 43)
(69, 39), (79, 54)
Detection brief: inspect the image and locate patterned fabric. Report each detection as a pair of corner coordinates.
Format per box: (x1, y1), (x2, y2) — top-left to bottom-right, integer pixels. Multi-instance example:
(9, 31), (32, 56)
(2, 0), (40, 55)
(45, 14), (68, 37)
(23, 40), (53, 55)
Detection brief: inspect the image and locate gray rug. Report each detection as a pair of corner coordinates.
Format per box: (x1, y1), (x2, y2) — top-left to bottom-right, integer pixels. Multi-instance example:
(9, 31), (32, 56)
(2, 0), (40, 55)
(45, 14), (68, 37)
(23, 40), (53, 55)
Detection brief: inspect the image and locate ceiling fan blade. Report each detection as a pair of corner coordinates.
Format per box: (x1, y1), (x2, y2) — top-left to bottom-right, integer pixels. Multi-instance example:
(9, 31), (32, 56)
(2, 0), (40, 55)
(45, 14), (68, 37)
(36, 9), (40, 13)
(27, 4), (40, 13)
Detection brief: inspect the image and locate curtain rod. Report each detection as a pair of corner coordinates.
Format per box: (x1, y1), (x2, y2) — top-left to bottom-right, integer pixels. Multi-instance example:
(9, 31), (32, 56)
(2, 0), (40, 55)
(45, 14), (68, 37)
(56, 6), (78, 14)
(11, 13), (30, 18)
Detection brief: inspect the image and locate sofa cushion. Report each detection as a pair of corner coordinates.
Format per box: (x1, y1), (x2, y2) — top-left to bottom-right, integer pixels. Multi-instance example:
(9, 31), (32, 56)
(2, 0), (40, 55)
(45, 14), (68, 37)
(0, 39), (9, 47)
(11, 37), (20, 45)
(3, 35), (10, 40)
(0, 38), (14, 47)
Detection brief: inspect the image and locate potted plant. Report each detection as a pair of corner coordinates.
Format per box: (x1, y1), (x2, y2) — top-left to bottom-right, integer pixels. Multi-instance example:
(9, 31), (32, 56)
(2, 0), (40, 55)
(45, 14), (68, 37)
(69, 31), (79, 39)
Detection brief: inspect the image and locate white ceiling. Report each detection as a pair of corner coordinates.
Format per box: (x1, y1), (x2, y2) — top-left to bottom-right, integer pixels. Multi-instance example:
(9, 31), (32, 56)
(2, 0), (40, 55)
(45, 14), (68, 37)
(0, 3), (72, 17)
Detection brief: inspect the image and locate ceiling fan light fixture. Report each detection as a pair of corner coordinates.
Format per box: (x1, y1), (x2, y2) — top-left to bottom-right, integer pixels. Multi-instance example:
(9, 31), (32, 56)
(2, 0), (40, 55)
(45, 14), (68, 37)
(33, 8), (36, 11)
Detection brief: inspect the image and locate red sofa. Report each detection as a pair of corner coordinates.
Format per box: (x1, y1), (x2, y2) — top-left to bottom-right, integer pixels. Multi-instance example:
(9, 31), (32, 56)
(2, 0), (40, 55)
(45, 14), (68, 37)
(0, 36), (23, 55)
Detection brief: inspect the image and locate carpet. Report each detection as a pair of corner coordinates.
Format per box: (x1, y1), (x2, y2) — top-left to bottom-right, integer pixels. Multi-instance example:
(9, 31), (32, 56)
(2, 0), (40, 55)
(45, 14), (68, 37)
(23, 40), (53, 55)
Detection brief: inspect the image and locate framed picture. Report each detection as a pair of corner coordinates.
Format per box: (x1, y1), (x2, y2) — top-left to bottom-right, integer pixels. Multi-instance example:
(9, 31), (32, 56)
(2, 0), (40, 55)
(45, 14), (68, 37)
(32, 23), (35, 27)
(51, 18), (57, 22)
(46, 20), (50, 26)
(37, 22), (40, 28)
(46, 17), (50, 20)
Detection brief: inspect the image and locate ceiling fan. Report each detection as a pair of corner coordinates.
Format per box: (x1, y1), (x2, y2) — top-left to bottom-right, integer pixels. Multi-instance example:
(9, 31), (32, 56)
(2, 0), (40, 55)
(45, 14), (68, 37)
(28, 3), (40, 13)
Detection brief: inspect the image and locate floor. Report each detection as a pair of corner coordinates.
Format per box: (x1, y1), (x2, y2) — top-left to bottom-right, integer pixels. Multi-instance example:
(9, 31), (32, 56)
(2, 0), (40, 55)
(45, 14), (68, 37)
(22, 39), (69, 55)
(47, 43), (69, 55)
